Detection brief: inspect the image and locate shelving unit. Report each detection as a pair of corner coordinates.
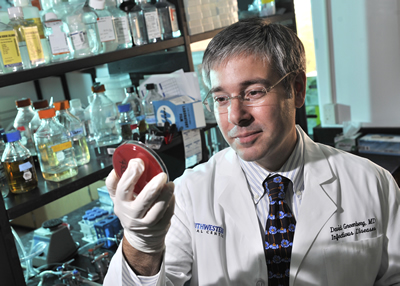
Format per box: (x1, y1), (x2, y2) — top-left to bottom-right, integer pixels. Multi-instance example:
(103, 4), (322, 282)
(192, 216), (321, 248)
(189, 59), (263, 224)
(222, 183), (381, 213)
(0, 1), (297, 284)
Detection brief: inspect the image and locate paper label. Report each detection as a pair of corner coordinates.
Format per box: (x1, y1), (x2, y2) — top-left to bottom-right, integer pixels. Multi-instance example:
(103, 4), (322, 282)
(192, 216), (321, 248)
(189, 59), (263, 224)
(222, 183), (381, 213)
(144, 11), (161, 39)
(29, 18), (46, 39)
(23, 26), (45, 64)
(182, 129), (202, 168)
(51, 141), (72, 153)
(97, 16), (116, 42)
(0, 30), (23, 68)
(56, 151), (65, 161)
(46, 20), (70, 55)
(169, 7), (179, 32)
(19, 161), (33, 172)
(114, 17), (130, 43)
(70, 127), (84, 137)
(70, 31), (89, 50)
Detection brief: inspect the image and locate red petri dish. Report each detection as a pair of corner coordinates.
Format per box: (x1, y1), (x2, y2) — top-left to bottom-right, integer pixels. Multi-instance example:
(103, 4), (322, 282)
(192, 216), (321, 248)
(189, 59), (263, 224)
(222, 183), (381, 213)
(112, 141), (169, 196)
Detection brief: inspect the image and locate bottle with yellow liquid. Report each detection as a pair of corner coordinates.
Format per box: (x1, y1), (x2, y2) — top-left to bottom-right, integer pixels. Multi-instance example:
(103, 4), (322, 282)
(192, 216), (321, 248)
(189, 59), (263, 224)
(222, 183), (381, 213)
(34, 107), (78, 182)
(2, 130), (38, 194)
(54, 100), (90, 166)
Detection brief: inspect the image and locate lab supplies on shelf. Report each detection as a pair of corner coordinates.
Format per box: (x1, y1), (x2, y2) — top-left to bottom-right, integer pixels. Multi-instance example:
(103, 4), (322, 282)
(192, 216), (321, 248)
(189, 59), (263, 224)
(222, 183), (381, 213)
(13, 97), (37, 156)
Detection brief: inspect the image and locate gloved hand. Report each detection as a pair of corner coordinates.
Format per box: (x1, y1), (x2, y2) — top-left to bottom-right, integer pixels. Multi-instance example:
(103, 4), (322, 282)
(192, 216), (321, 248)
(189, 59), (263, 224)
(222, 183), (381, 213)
(105, 158), (175, 253)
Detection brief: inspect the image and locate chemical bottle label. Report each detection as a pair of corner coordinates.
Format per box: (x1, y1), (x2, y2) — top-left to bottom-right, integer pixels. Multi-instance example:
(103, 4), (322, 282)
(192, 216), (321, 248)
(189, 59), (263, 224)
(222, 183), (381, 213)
(261, 0), (274, 3)
(0, 30), (23, 68)
(114, 17), (130, 44)
(105, 116), (117, 124)
(70, 127), (84, 137)
(169, 7), (179, 32)
(70, 31), (90, 50)
(29, 18), (46, 39)
(144, 11), (161, 39)
(56, 151), (65, 161)
(97, 16), (116, 42)
(23, 26), (45, 64)
(51, 141), (72, 153)
(19, 161), (32, 172)
(45, 20), (70, 56)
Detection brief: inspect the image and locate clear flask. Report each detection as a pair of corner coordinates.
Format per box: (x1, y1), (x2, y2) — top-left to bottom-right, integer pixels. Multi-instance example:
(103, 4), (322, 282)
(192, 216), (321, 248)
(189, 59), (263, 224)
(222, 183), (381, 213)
(0, 129), (9, 198)
(88, 0), (118, 53)
(123, 86), (146, 133)
(89, 83), (122, 146)
(142, 83), (162, 128)
(128, 0), (161, 46)
(69, 98), (87, 135)
(84, 95), (95, 142)
(0, 21), (24, 74)
(29, 99), (49, 134)
(34, 107), (78, 182)
(155, 0), (180, 40)
(13, 98), (36, 156)
(54, 100), (90, 166)
(2, 130), (38, 194)
(106, 0), (133, 50)
(65, 13), (94, 59)
(76, 2), (103, 56)
(118, 103), (139, 140)
(43, 12), (72, 62)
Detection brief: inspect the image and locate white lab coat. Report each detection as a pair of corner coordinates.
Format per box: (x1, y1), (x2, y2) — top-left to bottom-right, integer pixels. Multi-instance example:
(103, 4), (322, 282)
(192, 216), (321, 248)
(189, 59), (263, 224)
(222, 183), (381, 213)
(105, 127), (400, 286)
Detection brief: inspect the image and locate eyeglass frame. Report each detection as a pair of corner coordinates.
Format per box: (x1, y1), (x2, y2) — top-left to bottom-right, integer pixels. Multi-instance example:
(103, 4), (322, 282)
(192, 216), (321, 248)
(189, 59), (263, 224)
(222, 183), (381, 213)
(202, 70), (300, 113)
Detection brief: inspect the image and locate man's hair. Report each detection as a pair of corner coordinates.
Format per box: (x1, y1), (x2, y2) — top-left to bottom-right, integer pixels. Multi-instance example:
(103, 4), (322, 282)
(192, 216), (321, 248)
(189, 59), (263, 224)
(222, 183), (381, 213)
(202, 18), (306, 91)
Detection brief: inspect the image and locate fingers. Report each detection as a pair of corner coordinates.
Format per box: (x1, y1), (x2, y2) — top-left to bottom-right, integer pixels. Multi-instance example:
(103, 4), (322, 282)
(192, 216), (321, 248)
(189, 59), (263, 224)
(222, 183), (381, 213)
(105, 169), (119, 200)
(115, 158), (145, 202)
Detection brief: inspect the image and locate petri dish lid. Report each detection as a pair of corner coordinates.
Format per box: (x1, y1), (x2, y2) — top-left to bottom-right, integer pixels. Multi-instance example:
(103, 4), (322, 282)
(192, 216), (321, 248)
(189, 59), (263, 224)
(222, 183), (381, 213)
(112, 141), (168, 196)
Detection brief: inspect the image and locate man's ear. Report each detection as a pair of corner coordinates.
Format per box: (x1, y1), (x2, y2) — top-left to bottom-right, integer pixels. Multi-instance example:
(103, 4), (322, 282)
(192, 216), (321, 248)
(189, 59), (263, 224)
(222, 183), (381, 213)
(293, 70), (306, 108)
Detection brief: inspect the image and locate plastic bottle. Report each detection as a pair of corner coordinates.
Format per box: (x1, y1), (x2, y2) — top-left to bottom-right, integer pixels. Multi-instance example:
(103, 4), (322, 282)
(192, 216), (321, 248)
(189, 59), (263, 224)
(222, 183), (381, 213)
(2, 130), (38, 194)
(84, 95), (95, 142)
(122, 86), (146, 133)
(0, 21), (24, 74)
(0, 129), (9, 198)
(43, 12), (72, 62)
(155, 0), (180, 40)
(54, 100), (90, 166)
(13, 0), (51, 65)
(128, 0), (161, 46)
(69, 98), (87, 135)
(88, 0), (118, 53)
(118, 103), (139, 140)
(89, 83), (122, 146)
(13, 98), (36, 156)
(34, 107), (78, 182)
(29, 99), (49, 134)
(142, 83), (162, 129)
(106, 0), (132, 50)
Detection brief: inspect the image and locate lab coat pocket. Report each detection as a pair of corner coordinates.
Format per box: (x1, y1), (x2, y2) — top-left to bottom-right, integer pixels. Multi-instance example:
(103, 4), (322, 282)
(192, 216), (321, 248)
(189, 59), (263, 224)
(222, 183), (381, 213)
(324, 235), (382, 286)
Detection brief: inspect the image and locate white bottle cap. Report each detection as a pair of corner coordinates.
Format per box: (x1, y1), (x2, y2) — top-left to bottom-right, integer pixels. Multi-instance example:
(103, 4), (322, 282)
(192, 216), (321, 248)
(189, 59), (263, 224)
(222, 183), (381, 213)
(70, 99), (82, 109)
(14, 0), (30, 7)
(44, 12), (58, 21)
(89, 0), (105, 10)
(8, 7), (23, 19)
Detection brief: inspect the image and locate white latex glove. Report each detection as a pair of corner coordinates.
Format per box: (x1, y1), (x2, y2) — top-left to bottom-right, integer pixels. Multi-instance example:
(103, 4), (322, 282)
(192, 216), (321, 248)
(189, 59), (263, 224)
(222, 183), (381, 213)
(105, 158), (175, 253)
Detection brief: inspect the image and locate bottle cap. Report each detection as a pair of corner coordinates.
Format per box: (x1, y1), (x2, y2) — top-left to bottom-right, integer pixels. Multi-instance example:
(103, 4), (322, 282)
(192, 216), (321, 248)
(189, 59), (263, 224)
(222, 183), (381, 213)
(4, 130), (21, 143)
(53, 100), (70, 111)
(7, 6), (23, 19)
(125, 86), (136, 94)
(44, 12), (58, 21)
(118, 103), (131, 113)
(15, 98), (31, 108)
(38, 108), (56, 119)
(91, 82), (106, 93)
(13, 0), (29, 7)
(70, 99), (82, 109)
(146, 83), (155, 90)
(32, 99), (49, 110)
(112, 141), (168, 196)
(89, 0), (105, 9)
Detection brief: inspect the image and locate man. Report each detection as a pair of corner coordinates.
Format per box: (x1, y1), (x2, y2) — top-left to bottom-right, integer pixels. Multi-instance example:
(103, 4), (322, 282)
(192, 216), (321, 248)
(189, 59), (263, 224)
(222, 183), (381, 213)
(104, 18), (400, 285)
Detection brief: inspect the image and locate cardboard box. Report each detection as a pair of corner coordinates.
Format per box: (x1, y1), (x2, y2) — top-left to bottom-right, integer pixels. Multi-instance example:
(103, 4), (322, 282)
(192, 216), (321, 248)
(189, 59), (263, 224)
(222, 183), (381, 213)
(153, 95), (206, 131)
(358, 134), (400, 156)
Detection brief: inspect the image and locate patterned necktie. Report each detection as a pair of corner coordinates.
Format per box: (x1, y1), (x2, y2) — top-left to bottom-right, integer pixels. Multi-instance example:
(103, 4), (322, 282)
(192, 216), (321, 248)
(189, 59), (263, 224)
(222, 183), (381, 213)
(264, 174), (296, 286)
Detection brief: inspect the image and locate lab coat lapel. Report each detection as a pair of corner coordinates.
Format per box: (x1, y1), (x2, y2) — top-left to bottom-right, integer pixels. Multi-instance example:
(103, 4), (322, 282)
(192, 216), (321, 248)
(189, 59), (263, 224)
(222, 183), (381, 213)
(290, 131), (338, 284)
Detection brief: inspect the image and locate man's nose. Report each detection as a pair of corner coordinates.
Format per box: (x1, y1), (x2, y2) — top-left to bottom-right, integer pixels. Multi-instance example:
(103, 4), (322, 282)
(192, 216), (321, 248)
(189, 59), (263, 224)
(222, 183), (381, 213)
(227, 98), (252, 126)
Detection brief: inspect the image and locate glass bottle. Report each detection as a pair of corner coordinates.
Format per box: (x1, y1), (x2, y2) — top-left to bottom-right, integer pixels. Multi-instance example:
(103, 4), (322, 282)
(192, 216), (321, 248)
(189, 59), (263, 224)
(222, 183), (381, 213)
(155, 0), (180, 40)
(54, 100), (90, 166)
(34, 107), (78, 182)
(2, 130), (38, 194)
(13, 98), (36, 156)
(13, 0), (51, 64)
(106, 0), (133, 50)
(123, 86), (146, 133)
(128, 0), (161, 46)
(65, 13), (94, 59)
(0, 129), (9, 198)
(89, 83), (122, 146)
(0, 21), (24, 74)
(118, 103), (139, 140)
(29, 99), (49, 134)
(43, 12), (72, 62)
(84, 94), (95, 142)
(69, 98), (87, 135)
(89, 0), (119, 53)
(142, 83), (162, 129)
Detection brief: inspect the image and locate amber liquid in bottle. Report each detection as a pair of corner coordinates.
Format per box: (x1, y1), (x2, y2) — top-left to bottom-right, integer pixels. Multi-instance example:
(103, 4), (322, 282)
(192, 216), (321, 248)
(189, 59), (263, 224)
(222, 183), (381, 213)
(3, 157), (38, 194)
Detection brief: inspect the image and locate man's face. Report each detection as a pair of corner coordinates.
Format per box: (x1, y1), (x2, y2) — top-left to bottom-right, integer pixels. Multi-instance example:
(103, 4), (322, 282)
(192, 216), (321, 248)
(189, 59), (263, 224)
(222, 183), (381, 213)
(209, 56), (305, 170)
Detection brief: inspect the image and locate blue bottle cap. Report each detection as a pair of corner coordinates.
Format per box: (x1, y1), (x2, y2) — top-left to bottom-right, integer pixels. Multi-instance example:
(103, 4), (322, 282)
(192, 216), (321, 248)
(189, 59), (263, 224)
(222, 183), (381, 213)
(88, 215), (96, 221)
(4, 130), (21, 143)
(118, 103), (131, 113)
(85, 210), (93, 215)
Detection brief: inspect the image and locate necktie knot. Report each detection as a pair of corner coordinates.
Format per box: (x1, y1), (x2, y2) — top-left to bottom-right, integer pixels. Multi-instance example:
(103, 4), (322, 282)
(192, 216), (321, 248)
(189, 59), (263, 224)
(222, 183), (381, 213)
(264, 174), (291, 202)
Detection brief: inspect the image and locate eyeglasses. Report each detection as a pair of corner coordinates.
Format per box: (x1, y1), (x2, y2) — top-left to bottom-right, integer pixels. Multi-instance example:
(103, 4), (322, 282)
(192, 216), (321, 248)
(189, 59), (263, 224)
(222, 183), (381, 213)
(202, 70), (298, 114)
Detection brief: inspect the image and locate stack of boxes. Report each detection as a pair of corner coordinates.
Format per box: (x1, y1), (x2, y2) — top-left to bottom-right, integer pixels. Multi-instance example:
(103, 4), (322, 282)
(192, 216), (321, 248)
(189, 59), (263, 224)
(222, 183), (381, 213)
(184, 0), (239, 35)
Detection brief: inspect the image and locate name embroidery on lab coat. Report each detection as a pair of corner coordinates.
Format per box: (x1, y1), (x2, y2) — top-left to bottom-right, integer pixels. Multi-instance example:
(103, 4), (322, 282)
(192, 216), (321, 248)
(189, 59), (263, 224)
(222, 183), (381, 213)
(195, 223), (224, 238)
(329, 217), (377, 241)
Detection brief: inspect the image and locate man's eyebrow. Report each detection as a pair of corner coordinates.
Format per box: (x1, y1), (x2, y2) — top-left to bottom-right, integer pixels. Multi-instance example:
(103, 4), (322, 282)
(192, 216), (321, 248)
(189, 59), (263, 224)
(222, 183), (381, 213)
(209, 78), (272, 94)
